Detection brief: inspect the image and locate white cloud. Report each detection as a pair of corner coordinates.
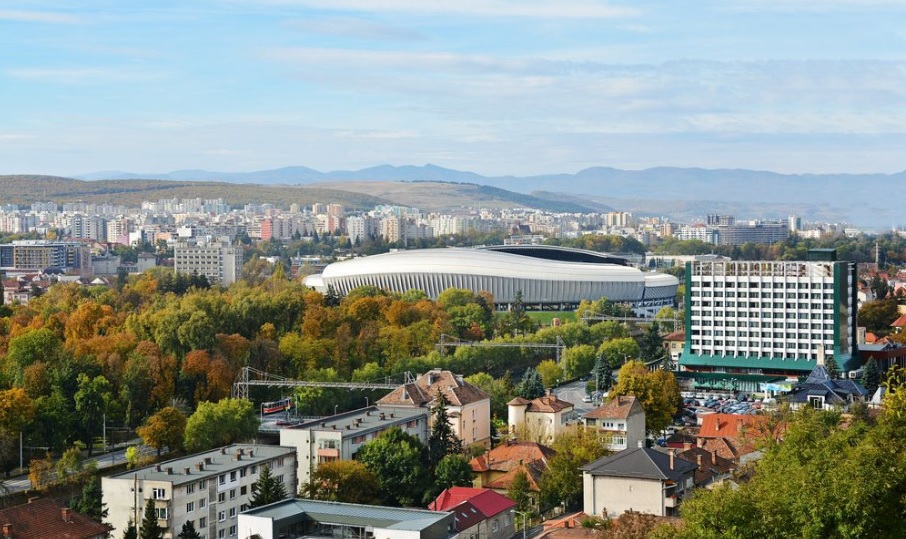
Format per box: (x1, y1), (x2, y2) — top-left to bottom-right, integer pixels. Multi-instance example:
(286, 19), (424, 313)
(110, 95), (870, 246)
(284, 17), (425, 41)
(0, 10), (82, 24)
(725, 0), (906, 11)
(6, 67), (164, 84)
(0, 133), (34, 140)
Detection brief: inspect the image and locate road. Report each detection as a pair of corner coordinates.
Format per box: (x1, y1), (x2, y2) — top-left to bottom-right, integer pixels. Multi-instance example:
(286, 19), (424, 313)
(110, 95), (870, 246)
(553, 379), (601, 417)
(2, 443), (155, 495)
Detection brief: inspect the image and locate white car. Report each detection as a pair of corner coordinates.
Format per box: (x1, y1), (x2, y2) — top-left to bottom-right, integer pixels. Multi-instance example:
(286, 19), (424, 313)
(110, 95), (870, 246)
(582, 395), (593, 403)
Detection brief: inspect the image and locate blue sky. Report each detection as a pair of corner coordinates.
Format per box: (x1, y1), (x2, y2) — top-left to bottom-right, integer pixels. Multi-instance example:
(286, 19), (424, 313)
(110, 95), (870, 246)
(1, 0), (905, 177)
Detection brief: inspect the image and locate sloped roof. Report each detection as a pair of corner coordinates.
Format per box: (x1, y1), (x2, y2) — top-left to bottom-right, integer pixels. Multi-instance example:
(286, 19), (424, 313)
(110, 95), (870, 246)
(522, 395), (574, 413)
(429, 487), (515, 518)
(698, 414), (764, 439)
(662, 330), (686, 342)
(891, 314), (906, 328)
(581, 447), (696, 483)
(699, 437), (741, 461)
(584, 395), (644, 420)
(0, 499), (110, 539)
(486, 460), (546, 492)
(444, 500), (485, 532)
(677, 446), (736, 486)
(378, 369), (489, 407)
(470, 441), (556, 473)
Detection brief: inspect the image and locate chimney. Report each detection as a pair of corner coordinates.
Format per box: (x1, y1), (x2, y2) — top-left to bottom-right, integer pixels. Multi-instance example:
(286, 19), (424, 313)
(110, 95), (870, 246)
(617, 395), (622, 405)
(379, 413), (386, 420)
(712, 451), (717, 465)
(166, 467), (173, 475)
(669, 449), (675, 470)
(696, 454), (703, 469)
(155, 464), (162, 472)
(27, 497), (38, 504)
(249, 450), (254, 458)
(184, 467), (191, 475)
(62, 507), (71, 522)
(683, 441), (692, 451)
(220, 447), (227, 455)
(196, 462), (204, 472)
(697, 437), (704, 448)
(239, 448), (245, 456)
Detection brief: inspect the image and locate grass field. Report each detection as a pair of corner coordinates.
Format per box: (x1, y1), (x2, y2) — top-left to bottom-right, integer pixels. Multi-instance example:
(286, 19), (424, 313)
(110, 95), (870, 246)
(527, 311), (576, 326)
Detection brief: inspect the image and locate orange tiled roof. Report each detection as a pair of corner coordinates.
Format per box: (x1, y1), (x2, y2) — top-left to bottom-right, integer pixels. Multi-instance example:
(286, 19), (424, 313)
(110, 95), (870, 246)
(891, 314), (906, 328)
(0, 498), (110, 539)
(378, 369), (489, 407)
(584, 395), (644, 420)
(698, 413), (763, 438)
(663, 330), (686, 342)
(486, 460), (546, 492)
(510, 395), (574, 413)
(470, 441), (556, 473)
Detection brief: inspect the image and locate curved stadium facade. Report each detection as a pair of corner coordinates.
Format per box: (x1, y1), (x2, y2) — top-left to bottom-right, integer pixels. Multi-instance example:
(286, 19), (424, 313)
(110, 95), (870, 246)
(303, 245), (678, 316)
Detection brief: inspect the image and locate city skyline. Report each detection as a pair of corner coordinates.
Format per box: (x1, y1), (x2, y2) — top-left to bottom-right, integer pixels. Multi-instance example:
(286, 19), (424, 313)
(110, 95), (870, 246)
(2, 1), (905, 178)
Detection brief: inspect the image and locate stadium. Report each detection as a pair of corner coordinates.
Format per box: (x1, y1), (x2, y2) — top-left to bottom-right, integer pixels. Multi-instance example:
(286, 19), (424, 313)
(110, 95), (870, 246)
(303, 245), (678, 316)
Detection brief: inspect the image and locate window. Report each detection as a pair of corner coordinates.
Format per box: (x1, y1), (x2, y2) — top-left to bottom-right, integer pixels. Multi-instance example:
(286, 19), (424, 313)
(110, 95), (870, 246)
(229, 525), (236, 536)
(199, 517), (207, 528)
(230, 489), (236, 499)
(492, 521), (499, 533)
(199, 498), (206, 509)
(152, 488), (166, 500)
(186, 483), (196, 495)
(240, 468), (246, 478)
(240, 486), (247, 495)
(230, 471), (237, 481)
(218, 531), (225, 539)
(218, 492), (226, 503)
(187, 501), (195, 513)
(276, 457), (285, 467)
(229, 507), (237, 518)
(219, 510), (226, 522)
(155, 507), (168, 520)
(219, 474), (226, 485)
(251, 465), (258, 474)
(199, 480), (207, 489)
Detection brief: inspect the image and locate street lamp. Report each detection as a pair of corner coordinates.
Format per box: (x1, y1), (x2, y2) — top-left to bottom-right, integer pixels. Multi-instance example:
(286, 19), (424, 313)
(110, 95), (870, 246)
(334, 404), (339, 416)
(514, 510), (530, 539)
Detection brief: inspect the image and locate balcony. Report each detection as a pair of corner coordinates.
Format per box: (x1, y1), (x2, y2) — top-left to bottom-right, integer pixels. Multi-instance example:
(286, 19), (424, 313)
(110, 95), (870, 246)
(665, 495), (679, 508)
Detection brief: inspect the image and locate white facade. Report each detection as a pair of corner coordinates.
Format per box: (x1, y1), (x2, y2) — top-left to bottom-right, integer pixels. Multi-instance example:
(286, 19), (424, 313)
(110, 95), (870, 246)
(103, 445), (296, 539)
(174, 241), (243, 286)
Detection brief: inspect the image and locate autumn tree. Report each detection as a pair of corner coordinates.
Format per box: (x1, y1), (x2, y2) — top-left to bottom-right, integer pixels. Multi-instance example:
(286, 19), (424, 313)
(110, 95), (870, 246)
(301, 460), (382, 505)
(249, 464), (288, 508)
(609, 360), (682, 434)
(598, 338), (641, 369)
(137, 406), (187, 456)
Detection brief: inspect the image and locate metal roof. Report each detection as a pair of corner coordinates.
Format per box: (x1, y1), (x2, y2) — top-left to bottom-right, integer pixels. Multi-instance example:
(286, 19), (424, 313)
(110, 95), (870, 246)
(242, 498), (453, 532)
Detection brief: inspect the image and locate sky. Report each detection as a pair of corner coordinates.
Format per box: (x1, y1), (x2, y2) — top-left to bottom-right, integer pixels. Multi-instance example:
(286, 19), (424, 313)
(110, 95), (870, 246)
(1, 0), (905, 177)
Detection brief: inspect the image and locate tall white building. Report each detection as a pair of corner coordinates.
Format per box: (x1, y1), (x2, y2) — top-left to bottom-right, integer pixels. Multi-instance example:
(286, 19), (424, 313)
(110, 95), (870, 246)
(103, 444), (296, 539)
(174, 241), (243, 286)
(681, 250), (858, 387)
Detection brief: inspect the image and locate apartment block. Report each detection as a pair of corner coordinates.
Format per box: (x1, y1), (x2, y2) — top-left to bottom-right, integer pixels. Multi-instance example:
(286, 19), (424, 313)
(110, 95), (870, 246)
(102, 444), (296, 539)
(173, 241), (243, 286)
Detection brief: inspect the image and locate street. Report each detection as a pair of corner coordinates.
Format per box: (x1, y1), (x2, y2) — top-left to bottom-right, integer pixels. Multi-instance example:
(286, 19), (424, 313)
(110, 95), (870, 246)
(552, 380), (598, 419)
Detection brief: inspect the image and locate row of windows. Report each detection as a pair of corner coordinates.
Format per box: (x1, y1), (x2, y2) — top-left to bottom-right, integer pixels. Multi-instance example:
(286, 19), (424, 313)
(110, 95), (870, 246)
(694, 281), (832, 289)
(693, 311), (834, 320)
(693, 290), (834, 299)
(692, 341), (830, 350)
(693, 301), (833, 310)
(692, 320), (834, 329)
(183, 458), (286, 495)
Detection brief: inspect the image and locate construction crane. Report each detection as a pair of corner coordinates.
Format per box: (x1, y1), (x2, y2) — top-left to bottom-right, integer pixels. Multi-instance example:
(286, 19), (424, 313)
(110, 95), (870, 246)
(436, 334), (566, 366)
(232, 366), (413, 400)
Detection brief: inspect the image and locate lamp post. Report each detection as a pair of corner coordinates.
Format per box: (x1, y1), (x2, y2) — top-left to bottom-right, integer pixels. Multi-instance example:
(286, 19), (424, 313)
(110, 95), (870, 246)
(514, 510), (530, 539)
(334, 404), (338, 416)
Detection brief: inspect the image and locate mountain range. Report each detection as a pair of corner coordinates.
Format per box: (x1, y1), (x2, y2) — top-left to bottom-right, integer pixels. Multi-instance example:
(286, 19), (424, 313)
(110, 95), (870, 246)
(71, 165), (902, 228)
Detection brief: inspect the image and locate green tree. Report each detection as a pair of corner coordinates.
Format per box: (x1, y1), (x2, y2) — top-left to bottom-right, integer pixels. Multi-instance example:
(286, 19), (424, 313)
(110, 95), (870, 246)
(610, 360), (682, 434)
(177, 520), (202, 539)
(139, 497), (164, 539)
(357, 427), (429, 507)
(654, 306), (677, 332)
(464, 372), (515, 420)
(591, 353), (612, 394)
(73, 469), (107, 523)
(824, 356), (839, 380)
(518, 367), (545, 400)
(858, 298), (899, 335)
(122, 520), (138, 539)
(137, 406), (187, 456)
(302, 460), (382, 505)
(428, 391), (463, 467)
(249, 464), (288, 508)
(861, 357), (881, 395)
(638, 321), (665, 363)
(507, 470), (533, 513)
(56, 443), (85, 483)
(563, 344), (597, 380)
(184, 398), (258, 452)
(540, 426), (611, 510)
(536, 359), (564, 389)
(432, 453), (475, 498)
(74, 374), (112, 456)
(598, 338), (641, 369)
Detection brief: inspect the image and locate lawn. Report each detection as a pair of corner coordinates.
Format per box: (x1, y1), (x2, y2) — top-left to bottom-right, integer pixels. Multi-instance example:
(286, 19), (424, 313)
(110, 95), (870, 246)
(526, 311), (576, 325)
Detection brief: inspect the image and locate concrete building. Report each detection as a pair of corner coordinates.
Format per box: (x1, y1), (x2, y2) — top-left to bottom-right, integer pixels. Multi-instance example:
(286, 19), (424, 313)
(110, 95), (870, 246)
(507, 394), (574, 444)
(377, 369), (492, 447)
(103, 444), (296, 539)
(173, 241), (243, 286)
(581, 395), (646, 452)
(681, 250), (858, 385)
(0, 240), (92, 276)
(278, 406), (429, 491)
(238, 498), (456, 539)
(581, 448), (696, 518)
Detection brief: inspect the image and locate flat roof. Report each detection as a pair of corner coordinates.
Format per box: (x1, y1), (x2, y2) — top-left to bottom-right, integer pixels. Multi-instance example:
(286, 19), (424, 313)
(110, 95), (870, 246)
(107, 444), (295, 486)
(243, 498), (452, 532)
(286, 406), (428, 437)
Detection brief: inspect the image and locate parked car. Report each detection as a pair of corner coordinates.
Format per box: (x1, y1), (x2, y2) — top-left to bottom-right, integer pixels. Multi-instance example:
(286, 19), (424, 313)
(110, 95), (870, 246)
(582, 395), (593, 403)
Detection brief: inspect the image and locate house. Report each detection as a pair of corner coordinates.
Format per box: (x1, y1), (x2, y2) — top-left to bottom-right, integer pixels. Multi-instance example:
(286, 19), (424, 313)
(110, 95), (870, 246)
(535, 512), (597, 539)
(237, 498), (456, 539)
(377, 369), (492, 447)
(696, 413), (775, 462)
(429, 487), (516, 539)
(582, 448), (696, 518)
(0, 498), (110, 539)
(470, 441), (555, 512)
(103, 444), (296, 539)
(786, 362), (868, 411)
(676, 445), (736, 487)
(507, 393), (574, 444)
(581, 395), (646, 452)
(662, 330), (685, 366)
(891, 313), (906, 334)
(278, 405), (429, 491)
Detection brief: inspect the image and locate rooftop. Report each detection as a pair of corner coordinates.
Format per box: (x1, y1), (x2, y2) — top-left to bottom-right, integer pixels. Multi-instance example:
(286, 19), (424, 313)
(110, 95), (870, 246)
(470, 441), (556, 473)
(107, 444), (294, 486)
(288, 405), (428, 436)
(509, 394), (574, 413)
(378, 369), (489, 408)
(584, 395), (643, 420)
(0, 498), (110, 539)
(581, 447), (697, 483)
(240, 498), (453, 533)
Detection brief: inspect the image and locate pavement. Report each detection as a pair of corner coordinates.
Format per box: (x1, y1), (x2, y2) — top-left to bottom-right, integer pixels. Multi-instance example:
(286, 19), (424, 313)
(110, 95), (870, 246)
(552, 380), (600, 419)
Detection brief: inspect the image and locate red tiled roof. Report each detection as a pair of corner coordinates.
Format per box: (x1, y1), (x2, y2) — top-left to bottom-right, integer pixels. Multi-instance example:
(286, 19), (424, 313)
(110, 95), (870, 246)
(378, 369), (489, 407)
(0, 498), (110, 539)
(513, 395), (574, 413)
(429, 486), (515, 517)
(663, 330), (686, 342)
(891, 314), (906, 328)
(469, 441), (556, 473)
(584, 395), (643, 420)
(486, 460), (546, 492)
(698, 413), (763, 438)
(444, 500), (485, 532)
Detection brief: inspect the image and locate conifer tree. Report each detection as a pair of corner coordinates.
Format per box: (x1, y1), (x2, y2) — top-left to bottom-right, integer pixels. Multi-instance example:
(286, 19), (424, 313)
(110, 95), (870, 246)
(177, 520), (202, 539)
(428, 390), (463, 466)
(249, 465), (287, 508)
(139, 498), (163, 539)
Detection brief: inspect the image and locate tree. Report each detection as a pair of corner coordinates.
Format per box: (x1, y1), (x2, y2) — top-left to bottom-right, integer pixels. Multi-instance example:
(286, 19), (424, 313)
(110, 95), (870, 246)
(563, 344), (596, 380)
(302, 460), (382, 505)
(139, 497), (164, 539)
(432, 454), (475, 498)
(518, 367), (545, 400)
(137, 406), (187, 456)
(184, 398), (258, 452)
(638, 321), (666, 363)
(177, 520), (202, 539)
(862, 357), (881, 395)
(591, 353), (612, 394)
(598, 338), (641, 369)
(858, 298), (899, 335)
(428, 391), (463, 467)
(540, 426), (611, 510)
(536, 359), (564, 389)
(56, 443), (85, 483)
(28, 453), (54, 491)
(465, 372), (515, 420)
(122, 520), (138, 539)
(357, 427), (429, 507)
(824, 356), (839, 380)
(507, 470), (533, 513)
(249, 464), (288, 508)
(73, 470), (107, 523)
(870, 273), (891, 300)
(74, 373), (112, 456)
(610, 360), (682, 434)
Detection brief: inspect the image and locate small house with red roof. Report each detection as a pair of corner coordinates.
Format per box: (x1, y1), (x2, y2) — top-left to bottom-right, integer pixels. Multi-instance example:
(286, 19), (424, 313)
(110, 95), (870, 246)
(429, 487), (516, 539)
(582, 395), (646, 452)
(507, 393), (574, 443)
(469, 440), (555, 512)
(0, 498), (110, 539)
